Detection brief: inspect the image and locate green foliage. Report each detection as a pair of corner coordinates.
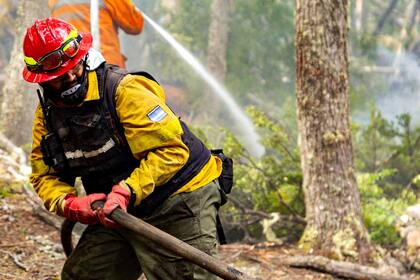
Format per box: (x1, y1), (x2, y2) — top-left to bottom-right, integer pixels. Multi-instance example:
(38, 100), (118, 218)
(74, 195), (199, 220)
(219, 107), (304, 241)
(214, 105), (419, 245)
(167, 0), (211, 53)
(353, 109), (420, 197)
(412, 174), (420, 186)
(145, 0), (296, 114)
(0, 186), (11, 198)
(145, 0), (212, 102)
(227, 1), (295, 105)
(142, 0), (418, 134)
(0, 183), (16, 198)
(140, 0), (420, 245)
(218, 106), (419, 244)
(358, 169), (396, 198)
(358, 170), (418, 245)
(354, 110), (419, 245)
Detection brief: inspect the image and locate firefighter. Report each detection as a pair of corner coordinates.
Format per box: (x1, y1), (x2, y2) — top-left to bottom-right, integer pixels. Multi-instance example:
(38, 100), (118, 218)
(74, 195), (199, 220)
(48, 0), (143, 68)
(24, 18), (225, 280)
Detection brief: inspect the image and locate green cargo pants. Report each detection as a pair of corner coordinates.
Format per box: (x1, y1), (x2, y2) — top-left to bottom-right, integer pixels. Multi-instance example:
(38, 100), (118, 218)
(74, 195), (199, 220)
(61, 182), (221, 280)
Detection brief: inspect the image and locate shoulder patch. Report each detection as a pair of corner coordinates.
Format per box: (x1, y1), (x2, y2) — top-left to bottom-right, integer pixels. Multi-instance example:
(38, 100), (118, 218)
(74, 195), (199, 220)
(147, 105), (167, 122)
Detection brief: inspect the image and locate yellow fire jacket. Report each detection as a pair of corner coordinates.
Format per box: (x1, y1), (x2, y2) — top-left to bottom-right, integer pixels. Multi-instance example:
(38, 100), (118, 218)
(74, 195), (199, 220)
(48, 0), (143, 67)
(30, 71), (222, 214)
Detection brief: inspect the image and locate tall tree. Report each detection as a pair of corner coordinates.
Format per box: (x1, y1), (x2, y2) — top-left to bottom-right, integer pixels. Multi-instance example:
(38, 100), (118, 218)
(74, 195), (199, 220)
(207, 0), (232, 83)
(295, 0), (372, 262)
(0, 0), (48, 145)
(352, 0), (364, 33)
(200, 0), (232, 118)
(374, 0), (398, 35)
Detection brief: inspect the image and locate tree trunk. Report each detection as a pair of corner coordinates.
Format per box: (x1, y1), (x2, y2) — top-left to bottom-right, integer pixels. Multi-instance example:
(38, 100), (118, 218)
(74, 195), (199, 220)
(407, 0), (420, 36)
(374, 0), (398, 36)
(202, 0), (232, 118)
(207, 0), (231, 83)
(295, 0), (372, 263)
(0, 0), (48, 146)
(353, 0), (364, 33)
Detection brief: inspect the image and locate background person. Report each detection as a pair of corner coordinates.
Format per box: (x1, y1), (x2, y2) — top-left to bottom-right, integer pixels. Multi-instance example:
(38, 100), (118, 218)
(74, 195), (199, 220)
(49, 0), (144, 68)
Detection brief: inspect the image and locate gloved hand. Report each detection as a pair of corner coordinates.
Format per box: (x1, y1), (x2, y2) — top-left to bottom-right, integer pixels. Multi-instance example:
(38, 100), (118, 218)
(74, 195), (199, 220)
(97, 181), (131, 228)
(63, 193), (106, 224)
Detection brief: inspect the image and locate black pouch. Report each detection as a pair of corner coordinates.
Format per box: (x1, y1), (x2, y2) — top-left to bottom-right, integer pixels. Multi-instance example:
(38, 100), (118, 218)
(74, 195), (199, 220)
(40, 132), (68, 172)
(211, 149), (233, 194)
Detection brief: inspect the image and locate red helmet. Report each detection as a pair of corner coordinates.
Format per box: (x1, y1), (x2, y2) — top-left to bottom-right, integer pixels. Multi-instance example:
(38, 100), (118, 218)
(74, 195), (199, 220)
(22, 18), (92, 83)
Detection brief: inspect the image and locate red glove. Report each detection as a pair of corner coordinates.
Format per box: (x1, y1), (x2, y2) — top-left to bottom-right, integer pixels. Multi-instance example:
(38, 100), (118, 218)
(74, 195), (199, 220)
(63, 193), (106, 224)
(98, 182), (131, 228)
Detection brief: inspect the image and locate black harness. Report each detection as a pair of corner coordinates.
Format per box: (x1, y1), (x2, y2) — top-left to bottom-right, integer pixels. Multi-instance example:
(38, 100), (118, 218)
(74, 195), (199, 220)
(41, 64), (211, 217)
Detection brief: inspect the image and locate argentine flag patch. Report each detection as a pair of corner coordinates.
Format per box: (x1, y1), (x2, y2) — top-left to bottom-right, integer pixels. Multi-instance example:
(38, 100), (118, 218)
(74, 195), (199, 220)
(147, 105), (168, 122)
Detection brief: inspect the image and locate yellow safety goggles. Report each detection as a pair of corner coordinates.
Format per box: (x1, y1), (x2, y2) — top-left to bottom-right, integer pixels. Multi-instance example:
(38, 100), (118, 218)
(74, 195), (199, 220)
(25, 32), (82, 72)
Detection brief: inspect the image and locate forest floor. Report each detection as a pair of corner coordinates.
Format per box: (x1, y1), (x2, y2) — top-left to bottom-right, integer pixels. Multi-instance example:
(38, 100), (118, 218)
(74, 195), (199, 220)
(0, 192), (419, 280)
(0, 192), (332, 280)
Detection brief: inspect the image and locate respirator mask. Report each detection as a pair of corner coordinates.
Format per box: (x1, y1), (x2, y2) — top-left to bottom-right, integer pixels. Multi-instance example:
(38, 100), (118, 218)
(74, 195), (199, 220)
(42, 57), (89, 106)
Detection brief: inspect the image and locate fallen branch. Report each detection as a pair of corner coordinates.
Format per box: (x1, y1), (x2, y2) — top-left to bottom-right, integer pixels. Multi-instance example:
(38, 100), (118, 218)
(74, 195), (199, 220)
(278, 255), (409, 280)
(0, 249), (29, 271)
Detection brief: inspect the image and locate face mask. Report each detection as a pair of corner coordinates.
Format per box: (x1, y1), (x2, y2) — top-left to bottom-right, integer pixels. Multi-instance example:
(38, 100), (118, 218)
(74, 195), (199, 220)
(57, 68), (88, 105)
(42, 61), (89, 106)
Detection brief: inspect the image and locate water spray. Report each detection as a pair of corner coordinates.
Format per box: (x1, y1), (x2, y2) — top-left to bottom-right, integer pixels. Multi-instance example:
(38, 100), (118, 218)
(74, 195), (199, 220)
(90, 0), (100, 50)
(142, 13), (265, 158)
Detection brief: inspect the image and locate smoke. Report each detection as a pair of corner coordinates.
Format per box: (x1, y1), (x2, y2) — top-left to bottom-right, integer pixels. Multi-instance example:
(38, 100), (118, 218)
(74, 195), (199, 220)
(376, 47), (420, 124)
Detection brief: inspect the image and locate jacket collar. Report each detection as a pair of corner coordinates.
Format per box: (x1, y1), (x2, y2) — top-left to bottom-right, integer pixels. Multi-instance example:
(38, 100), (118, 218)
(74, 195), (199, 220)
(84, 70), (100, 102)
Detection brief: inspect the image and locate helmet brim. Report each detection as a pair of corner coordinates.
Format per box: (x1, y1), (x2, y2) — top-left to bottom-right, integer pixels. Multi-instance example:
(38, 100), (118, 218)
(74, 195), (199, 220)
(22, 32), (93, 83)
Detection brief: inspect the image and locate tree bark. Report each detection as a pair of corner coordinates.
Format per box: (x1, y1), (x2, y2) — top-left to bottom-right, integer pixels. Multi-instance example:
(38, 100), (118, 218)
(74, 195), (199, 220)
(0, 0), (48, 146)
(295, 0), (372, 262)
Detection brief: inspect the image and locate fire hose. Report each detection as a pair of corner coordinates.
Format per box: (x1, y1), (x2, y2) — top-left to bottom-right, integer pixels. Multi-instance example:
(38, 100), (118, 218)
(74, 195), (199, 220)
(61, 201), (257, 280)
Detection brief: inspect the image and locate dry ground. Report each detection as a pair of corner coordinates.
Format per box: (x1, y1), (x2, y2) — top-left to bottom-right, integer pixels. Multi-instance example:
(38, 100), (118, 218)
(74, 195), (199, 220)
(0, 192), (418, 280)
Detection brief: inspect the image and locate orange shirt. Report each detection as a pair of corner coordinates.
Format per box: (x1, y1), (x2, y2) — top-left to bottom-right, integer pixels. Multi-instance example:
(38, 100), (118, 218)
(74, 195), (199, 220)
(49, 0), (143, 67)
